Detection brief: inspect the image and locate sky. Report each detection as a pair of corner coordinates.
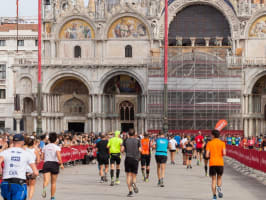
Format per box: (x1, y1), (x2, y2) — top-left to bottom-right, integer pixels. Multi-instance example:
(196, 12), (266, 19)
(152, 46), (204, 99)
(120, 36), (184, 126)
(0, 0), (90, 18)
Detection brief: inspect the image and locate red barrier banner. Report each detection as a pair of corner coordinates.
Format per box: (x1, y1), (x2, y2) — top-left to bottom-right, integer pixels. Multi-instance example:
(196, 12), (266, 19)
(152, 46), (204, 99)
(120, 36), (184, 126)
(61, 147), (73, 163)
(260, 151), (266, 173)
(226, 145), (266, 173)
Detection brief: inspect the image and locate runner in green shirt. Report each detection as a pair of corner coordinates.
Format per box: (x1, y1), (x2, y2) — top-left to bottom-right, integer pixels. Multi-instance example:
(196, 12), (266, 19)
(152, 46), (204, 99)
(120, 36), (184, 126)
(107, 130), (123, 186)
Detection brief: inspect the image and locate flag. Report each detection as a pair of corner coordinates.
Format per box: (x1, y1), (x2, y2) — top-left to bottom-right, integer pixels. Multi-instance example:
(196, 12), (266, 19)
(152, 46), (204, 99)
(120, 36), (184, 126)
(215, 120), (228, 131)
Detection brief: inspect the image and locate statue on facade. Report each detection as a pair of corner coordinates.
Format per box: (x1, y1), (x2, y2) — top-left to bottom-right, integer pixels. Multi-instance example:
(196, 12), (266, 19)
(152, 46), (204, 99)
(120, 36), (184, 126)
(149, 0), (158, 17)
(96, 0), (105, 19)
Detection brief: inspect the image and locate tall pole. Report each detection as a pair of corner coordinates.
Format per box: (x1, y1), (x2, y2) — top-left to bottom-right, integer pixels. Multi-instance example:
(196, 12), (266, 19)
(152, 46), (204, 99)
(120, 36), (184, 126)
(163, 0), (168, 133)
(37, 0), (43, 136)
(16, 0), (19, 52)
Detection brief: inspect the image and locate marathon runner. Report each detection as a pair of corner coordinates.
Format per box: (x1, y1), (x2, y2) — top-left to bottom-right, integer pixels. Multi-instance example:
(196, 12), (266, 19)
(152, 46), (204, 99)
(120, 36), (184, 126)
(169, 136), (177, 165)
(180, 136), (188, 165)
(107, 130), (123, 186)
(122, 129), (141, 197)
(96, 133), (109, 183)
(42, 132), (64, 200)
(203, 135), (211, 176)
(153, 131), (169, 187)
(174, 134), (181, 154)
(140, 133), (152, 182)
(185, 136), (193, 169)
(0, 134), (39, 200)
(195, 131), (204, 165)
(25, 136), (40, 200)
(206, 130), (226, 200)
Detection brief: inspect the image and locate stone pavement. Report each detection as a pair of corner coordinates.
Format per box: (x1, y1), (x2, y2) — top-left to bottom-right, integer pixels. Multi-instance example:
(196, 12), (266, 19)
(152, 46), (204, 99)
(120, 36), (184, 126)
(29, 153), (266, 200)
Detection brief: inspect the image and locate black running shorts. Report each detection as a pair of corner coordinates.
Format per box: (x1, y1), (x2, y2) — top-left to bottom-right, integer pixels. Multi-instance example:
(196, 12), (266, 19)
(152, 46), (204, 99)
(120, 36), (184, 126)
(209, 166), (224, 177)
(196, 148), (203, 153)
(141, 154), (151, 167)
(169, 149), (176, 153)
(97, 155), (109, 165)
(125, 157), (139, 174)
(42, 161), (60, 175)
(110, 153), (121, 165)
(155, 155), (167, 164)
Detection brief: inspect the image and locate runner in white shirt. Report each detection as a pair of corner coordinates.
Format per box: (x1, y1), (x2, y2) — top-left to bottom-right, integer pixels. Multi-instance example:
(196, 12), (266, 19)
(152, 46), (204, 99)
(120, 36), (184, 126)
(0, 134), (39, 200)
(169, 136), (177, 164)
(25, 136), (41, 200)
(181, 136), (188, 165)
(41, 133), (64, 200)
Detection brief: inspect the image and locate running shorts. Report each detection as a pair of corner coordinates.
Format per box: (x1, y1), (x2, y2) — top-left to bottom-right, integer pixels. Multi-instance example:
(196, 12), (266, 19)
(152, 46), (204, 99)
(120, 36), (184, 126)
(186, 150), (193, 160)
(125, 157), (139, 174)
(196, 148), (203, 153)
(1, 182), (27, 200)
(209, 166), (224, 176)
(169, 149), (176, 153)
(42, 161), (60, 175)
(97, 155), (109, 165)
(182, 149), (186, 154)
(110, 153), (121, 165)
(155, 155), (167, 164)
(141, 154), (151, 167)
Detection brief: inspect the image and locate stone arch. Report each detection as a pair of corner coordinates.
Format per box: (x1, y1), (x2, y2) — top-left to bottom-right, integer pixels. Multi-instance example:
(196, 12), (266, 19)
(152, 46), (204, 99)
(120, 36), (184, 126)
(55, 16), (96, 40)
(104, 13), (152, 40)
(159, 0), (239, 39)
(245, 8), (266, 38)
(63, 97), (87, 116)
(246, 70), (266, 94)
(44, 71), (92, 93)
(99, 69), (146, 95)
(23, 97), (34, 114)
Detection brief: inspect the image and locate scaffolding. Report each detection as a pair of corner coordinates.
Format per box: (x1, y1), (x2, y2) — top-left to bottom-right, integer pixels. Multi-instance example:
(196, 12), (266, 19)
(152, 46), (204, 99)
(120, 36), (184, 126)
(147, 47), (242, 131)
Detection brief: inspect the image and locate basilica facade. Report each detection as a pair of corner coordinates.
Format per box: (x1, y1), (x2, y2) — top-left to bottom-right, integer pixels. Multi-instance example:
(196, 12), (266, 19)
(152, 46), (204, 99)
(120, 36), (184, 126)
(3, 0), (266, 136)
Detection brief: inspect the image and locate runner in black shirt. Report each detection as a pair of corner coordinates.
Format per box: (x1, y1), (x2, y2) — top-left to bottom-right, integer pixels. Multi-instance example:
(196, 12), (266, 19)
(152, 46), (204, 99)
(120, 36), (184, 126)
(96, 133), (109, 183)
(122, 129), (141, 197)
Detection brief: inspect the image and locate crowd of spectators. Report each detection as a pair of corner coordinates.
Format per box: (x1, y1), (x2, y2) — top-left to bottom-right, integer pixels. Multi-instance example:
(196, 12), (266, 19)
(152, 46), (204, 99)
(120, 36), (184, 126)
(225, 134), (266, 151)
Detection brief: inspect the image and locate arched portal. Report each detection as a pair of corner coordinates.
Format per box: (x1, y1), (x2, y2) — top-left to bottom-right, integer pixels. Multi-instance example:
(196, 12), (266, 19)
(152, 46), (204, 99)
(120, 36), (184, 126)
(103, 74), (144, 133)
(48, 77), (90, 133)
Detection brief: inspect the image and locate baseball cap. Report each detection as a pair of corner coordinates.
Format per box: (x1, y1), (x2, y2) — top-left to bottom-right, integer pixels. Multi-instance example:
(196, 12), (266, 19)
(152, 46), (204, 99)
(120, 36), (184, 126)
(13, 134), (24, 142)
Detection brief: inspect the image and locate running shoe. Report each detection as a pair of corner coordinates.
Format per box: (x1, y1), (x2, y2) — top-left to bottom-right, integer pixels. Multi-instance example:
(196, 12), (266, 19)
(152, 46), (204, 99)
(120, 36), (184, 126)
(217, 186), (223, 198)
(145, 178), (149, 182)
(142, 175), (146, 182)
(160, 178), (165, 187)
(104, 175), (108, 182)
(100, 177), (104, 183)
(42, 188), (46, 198)
(110, 178), (115, 186)
(212, 195), (217, 200)
(197, 160), (200, 166)
(127, 191), (133, 197)
(132, 183), (139, 193)
(115, 179), (120, 185)
(190, 165), (192, 169)
(157, 179), (161, 186)
(51, 197), (55, 200)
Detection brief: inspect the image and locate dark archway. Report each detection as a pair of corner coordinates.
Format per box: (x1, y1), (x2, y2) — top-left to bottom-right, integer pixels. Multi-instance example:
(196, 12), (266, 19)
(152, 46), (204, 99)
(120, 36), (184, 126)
(104, 75), (142, 94)
(168, 5), (231, 46)
(50, 77), (89, 94)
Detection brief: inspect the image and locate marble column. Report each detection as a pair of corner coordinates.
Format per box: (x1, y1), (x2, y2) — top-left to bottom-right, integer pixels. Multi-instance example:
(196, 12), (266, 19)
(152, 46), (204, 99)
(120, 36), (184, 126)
(245, 95), (249, 115)
(98, 95), (101, 113)
(43, 94), (47, 112)
(244, 118), (249, 137)
(92, 118), (96, 132)
(98, 118), (101, 132)
(249, 118), (254, 137)
(256, 119), (260, 137)
(261, 119), (264, 136)
(249, 95), (253, 114)
(47, 118), (50, 132)
(33, 117), (37, 133)
(102, 118), (105, 132)
(16, 119), (21, 133)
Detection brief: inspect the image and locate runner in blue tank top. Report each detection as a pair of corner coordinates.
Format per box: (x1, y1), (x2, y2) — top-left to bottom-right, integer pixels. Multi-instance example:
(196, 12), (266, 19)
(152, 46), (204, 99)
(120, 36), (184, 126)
(153, 131), (169, 187)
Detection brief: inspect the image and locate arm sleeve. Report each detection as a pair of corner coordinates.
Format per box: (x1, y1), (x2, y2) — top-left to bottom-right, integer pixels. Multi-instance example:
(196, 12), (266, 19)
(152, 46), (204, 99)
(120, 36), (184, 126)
(27, 152), (35, 165)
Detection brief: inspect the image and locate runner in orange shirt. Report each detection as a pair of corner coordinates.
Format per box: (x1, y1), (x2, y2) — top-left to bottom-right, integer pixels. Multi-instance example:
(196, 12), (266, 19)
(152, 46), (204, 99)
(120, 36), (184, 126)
(206, 130), (226, 200)
(140, 133), (152, 182)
